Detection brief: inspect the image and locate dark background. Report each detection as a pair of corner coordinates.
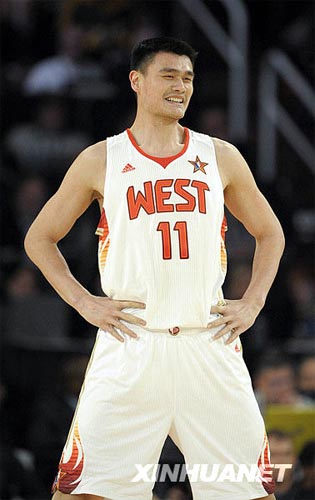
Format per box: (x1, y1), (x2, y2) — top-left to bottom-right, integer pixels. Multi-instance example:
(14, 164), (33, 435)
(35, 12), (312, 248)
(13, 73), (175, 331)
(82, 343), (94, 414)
(1, 1), (314, 499)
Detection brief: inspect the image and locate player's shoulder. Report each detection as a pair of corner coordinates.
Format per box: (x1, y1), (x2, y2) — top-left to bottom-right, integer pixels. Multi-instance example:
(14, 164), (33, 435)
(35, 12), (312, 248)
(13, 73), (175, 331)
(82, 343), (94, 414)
(189, 129), (213, 145)
(211, 138), (249, 188)
(81, 131), (127, 162)
(212, 137), (240, 160)
(66, 140), (106, 197)
(190, 130), (240, 160)
(78, 139), (107, 165)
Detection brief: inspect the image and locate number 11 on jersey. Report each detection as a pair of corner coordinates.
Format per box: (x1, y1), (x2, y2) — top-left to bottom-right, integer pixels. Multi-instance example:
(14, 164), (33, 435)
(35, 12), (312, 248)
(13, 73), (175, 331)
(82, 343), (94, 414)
(157, 221), (189, 259)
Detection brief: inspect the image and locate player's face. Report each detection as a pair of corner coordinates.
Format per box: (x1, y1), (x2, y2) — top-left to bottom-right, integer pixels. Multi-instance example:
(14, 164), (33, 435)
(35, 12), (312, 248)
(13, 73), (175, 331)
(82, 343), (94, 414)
(131, 52), (194, 120)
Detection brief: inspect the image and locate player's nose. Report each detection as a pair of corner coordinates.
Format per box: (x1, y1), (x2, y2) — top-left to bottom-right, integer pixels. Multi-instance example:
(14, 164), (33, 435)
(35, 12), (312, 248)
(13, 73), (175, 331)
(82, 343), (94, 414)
(171, 77), (186, 91)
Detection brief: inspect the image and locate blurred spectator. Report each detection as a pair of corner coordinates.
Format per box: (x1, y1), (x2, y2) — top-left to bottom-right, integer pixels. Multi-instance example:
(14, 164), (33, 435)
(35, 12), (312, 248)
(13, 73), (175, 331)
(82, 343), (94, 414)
(166, 485), (191, 500)
(223, 259), (270, 368)
(296, 441), (315, 499)
(4, 171), (99, 303)
(14, 175), (49, 238)
(5, 265), (40, 299)
(27, 354), (89, 489)
(61, 0), (161, 61)
(287, 263), (315, 338)
(0, 382), (47, 499)
(2, 262), (69, 348)
(224, 261), (252, 299)
(127, 11), (161, 49)
(297, 356), (315, 402)
(199, 107), (228, 141)
(5, 98), (90, 176)
(268, 429), (298, 500)
(254, 353), (314, 412)
(224, 213), (255, 261)
(0, 445), (47, 500)
(24, 24), (103, 95)
(0, 175), (49, 273)
(280, 4), (314, 80)
(0, 0), (32, 64)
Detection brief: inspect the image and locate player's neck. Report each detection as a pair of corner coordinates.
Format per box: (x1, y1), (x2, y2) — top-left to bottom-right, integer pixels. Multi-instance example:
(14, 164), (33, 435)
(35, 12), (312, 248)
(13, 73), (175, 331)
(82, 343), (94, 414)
(129, 116), (186, 157)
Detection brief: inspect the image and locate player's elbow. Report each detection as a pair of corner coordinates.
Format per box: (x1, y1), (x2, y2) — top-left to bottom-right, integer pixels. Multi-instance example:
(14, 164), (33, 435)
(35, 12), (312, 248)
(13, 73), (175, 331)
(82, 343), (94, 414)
(273, 217), (285, 255)
(257, 218), (285, 255)
(24, 225), (37, 262)
(278, 225), (286, 254)
(24, 223), (49, 263)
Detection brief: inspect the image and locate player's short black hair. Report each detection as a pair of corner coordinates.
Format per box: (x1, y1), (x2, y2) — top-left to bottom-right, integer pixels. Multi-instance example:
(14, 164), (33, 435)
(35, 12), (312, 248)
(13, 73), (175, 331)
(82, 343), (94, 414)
(130, 37), (198, 73)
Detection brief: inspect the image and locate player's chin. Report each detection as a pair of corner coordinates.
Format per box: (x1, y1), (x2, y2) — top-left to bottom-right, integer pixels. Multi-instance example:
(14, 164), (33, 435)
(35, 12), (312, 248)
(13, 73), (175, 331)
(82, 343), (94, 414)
(165, 108), (186, 120)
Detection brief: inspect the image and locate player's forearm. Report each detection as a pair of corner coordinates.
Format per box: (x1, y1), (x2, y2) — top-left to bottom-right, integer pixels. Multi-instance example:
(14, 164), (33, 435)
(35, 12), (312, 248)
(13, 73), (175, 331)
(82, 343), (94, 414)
(242, 229), (285, 309)
(24, 235), (92, 310)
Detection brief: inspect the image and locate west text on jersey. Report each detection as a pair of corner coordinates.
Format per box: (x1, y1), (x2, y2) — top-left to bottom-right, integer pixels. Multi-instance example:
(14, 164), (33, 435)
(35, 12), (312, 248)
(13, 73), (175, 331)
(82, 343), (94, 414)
(126, 179), (210, 220)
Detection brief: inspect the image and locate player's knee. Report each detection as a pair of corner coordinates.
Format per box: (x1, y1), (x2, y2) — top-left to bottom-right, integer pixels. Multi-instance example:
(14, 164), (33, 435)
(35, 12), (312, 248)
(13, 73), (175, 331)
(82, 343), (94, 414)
(52, 491), (104, 500)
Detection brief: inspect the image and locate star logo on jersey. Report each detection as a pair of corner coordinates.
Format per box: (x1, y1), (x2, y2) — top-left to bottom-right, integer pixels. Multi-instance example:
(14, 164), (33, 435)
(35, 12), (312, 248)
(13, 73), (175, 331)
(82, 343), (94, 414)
(188, 155), (208, 174)
(122, 163), (136, 173)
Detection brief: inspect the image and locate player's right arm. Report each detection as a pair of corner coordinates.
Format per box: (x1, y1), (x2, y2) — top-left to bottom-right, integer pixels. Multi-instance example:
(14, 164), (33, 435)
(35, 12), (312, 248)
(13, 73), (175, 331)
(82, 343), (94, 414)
(24, 142), (146, 342)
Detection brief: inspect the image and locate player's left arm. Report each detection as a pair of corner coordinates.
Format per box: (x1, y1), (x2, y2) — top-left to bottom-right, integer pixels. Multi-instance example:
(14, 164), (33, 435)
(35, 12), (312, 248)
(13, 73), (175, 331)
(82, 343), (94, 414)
(209, 139), (285, 343)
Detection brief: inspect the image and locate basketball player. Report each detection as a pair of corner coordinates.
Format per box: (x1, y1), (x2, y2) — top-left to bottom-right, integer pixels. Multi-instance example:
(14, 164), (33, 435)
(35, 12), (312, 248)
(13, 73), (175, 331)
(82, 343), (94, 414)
(24, 37), (285, 500)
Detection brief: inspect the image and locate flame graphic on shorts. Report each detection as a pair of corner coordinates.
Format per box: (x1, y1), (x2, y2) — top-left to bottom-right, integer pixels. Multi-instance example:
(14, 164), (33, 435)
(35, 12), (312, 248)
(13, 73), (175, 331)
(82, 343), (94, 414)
(257, 432), (275, 494)
(220, 215), (228, 274)
(52, 422), (84, 494)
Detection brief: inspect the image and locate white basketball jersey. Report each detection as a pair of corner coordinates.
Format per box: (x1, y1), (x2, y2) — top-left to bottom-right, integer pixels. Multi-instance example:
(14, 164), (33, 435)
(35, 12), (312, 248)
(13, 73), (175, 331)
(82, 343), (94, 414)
(96, 128), (227, 330)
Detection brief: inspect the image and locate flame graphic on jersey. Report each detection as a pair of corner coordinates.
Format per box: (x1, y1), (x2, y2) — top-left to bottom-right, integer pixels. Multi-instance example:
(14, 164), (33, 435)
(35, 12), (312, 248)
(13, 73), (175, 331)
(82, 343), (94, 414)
(257, 432), (275, 494)
(96, 207), (110, 273)
(52, 422), (84, 494)
(220, 215), (228, 273)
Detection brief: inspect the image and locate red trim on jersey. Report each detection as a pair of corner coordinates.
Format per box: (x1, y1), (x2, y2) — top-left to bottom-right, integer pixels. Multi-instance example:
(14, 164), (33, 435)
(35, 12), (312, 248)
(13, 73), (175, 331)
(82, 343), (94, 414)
(221, 214), (228, 240)
(126, 128), (189, 168)
(95, 207), (109, 238)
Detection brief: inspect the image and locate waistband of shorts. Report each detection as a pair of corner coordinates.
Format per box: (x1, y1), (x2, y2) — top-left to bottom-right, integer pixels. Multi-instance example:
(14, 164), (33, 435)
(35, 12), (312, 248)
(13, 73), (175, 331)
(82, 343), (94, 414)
(127, 319), (221, 338)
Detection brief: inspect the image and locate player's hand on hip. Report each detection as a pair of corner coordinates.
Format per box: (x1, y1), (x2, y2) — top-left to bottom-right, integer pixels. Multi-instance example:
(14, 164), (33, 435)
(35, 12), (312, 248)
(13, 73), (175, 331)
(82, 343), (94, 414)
(76, 295), (146, 342)
(208, 298), (261, 344)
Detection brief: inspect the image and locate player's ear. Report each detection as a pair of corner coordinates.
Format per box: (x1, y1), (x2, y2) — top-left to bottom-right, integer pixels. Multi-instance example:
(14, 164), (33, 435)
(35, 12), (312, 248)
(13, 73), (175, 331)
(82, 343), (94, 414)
(129, 70), (141, 94)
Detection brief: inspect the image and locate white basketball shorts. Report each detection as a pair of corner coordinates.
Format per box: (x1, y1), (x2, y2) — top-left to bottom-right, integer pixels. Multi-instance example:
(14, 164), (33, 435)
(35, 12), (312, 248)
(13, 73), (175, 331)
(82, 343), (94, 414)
(52, 325), (274, 500)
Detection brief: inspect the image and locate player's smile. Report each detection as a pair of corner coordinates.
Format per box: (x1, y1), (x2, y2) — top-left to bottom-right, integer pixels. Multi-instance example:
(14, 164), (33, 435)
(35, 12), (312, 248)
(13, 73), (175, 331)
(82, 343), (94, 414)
(165, 96), (185, 109)
(165, 96), (185, 106)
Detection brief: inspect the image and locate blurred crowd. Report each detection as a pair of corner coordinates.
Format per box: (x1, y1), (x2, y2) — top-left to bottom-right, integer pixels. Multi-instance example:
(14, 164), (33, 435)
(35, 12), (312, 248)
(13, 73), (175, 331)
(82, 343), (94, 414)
(1, 1), (314, 499)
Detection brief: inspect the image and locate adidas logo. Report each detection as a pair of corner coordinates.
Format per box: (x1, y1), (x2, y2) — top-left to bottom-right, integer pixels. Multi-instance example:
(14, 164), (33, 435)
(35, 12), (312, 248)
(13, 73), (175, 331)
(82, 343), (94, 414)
(122, 163), (135, 173)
